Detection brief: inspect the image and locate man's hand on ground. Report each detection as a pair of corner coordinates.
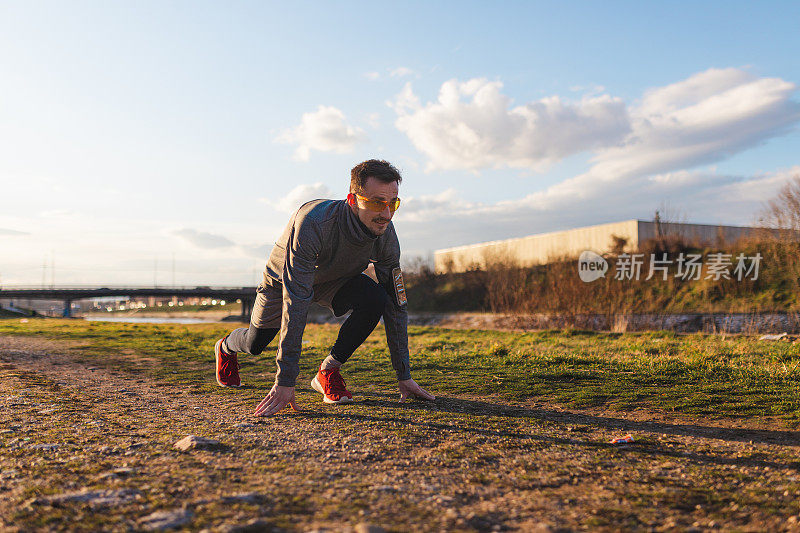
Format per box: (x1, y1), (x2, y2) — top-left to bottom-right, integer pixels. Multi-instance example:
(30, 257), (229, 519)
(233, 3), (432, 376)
(254, 384), (299, 416)
(398, 378), (435, 402)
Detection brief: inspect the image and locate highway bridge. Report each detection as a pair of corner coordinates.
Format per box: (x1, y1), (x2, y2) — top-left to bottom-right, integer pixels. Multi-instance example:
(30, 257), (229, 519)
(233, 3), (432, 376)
(0, 286), (256, 318)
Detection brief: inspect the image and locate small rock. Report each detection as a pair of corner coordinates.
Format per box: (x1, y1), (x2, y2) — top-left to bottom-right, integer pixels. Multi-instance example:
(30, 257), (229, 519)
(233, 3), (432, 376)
(97, 467), (137, 480)
(233, 423), (255, 429)
(173, 435), (224, 452)
(759, 332), (788, 341)
(139, 509), (193, 531)
(31, 488), (141, 507)
(220, 519), (272, 533)
(0, 469), (19, 479)
(30, 444), (60, 451)
(221, 492), (264, 504)
(354, 524), (386, 533)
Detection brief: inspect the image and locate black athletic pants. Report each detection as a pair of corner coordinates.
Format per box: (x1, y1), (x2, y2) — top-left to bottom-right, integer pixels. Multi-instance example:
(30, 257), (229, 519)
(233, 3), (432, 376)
(225, 273), (388, 365)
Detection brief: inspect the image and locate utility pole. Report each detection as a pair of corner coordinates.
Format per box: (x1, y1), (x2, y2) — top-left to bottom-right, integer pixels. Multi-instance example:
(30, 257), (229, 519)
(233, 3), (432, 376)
(42, 257), (47, 288)
(172, 252), (176, 288)
(50, 251), (55, 288)
(154, 255), (158, 288)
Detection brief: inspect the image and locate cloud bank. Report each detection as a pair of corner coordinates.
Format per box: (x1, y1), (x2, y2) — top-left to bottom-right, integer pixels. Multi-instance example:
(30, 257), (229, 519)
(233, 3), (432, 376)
(391, 68), (799, 177)
(172, 229), (235, 249)
(260, 182), (334, 214)
(277, 105), (365, 161)
(391, 78), (631, 172)
(0, 228), (29, 236)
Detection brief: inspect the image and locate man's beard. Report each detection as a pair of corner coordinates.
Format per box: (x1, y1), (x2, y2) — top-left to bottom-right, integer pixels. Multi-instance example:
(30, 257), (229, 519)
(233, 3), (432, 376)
(372, 218), (389, 233)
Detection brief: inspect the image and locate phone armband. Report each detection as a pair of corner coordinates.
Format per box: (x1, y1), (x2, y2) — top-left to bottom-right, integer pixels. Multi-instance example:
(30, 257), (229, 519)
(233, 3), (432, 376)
(391, 267), (407, 306)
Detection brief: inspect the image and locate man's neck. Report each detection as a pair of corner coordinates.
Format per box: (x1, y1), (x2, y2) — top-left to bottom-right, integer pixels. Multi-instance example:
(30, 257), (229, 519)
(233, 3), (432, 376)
(355, 215), (378, 238)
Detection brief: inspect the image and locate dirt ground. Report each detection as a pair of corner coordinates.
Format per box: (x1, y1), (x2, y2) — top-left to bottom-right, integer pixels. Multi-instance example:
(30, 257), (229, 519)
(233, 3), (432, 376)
(1, 335), (799, 532)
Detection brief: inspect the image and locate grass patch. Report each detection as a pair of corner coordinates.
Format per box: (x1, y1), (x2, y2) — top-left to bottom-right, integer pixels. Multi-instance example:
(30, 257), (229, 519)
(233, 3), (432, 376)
(1, 318), (798, 419)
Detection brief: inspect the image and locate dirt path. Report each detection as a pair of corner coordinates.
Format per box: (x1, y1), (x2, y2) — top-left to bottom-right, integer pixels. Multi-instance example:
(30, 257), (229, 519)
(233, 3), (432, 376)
(1, 336), (799, 532)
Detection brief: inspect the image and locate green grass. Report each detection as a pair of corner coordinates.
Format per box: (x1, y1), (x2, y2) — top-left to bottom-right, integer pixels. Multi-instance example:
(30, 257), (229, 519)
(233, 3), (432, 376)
(1, 318), (798, 421)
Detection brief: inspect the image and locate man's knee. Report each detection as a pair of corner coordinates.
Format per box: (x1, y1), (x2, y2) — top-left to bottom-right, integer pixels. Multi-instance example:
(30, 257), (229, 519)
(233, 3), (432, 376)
(245, 327), (278, 355)
(357, 281), (388, 317)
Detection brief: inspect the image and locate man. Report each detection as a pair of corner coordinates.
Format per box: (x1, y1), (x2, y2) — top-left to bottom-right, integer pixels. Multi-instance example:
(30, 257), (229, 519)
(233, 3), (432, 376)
(214, 159), (435, 416)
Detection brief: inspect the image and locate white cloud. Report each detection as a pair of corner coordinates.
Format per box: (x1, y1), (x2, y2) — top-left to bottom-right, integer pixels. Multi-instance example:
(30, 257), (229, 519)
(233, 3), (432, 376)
(260, 182), (334, 214)
(237, 242), (273, 259)
(394, 188), (477, 222)
(172, 229), (235, 249)
(39, 209), (76, 218)
(569, 84), (606, 94)
(364, 71), (381, 81)
(391, 68), (800, 177)
(366, 112), (381, 128)
(390, 66), (415, 78)
(391, 79), (631, 172)
(277, 106), (365, 161)
(586, 68), (800, 182)
(0, 228), (29, 236)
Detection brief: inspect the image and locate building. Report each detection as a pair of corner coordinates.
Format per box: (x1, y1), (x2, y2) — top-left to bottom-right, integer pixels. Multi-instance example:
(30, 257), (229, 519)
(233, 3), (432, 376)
(434, 218), (765, 273)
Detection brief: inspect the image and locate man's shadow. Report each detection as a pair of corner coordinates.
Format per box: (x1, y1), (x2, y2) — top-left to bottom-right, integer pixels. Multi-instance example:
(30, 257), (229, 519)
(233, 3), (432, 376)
(296, 390), (800, 471)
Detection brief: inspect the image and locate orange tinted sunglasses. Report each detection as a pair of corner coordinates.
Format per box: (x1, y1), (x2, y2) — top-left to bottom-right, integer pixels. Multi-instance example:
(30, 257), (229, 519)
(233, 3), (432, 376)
(354, 194), (401, 212)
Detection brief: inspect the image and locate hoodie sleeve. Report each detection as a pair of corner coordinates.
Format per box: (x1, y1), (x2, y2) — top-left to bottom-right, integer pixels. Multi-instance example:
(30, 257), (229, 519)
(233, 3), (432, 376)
(275, 213), (322, 387)
(372, 226), (412, 381)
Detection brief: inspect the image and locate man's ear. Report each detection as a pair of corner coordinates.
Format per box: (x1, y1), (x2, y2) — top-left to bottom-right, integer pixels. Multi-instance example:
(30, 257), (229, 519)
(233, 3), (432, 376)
(347, 193), (355, 206)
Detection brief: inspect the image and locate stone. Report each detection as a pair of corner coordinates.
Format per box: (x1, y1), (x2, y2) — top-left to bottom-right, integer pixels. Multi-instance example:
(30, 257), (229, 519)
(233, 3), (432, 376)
(30, 444), (60, 451)
(139, 509), (194, 531)
(30, 488), (141, 507)
(354, 524), (386, 533)
(221, 492), (265, 504)
(97, 467), (137, 480)
(220, 519), (272, 533)
(173, 435), (224, 452)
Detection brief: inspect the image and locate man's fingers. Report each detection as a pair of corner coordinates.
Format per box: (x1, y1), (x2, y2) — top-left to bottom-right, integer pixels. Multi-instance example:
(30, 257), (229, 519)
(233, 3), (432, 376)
(255, 394), (280, 416)
(256, 398), (279, 417)
(254, 396), (270, 411)
(263, 399), (291, 416)
(254, 393), (274, 414)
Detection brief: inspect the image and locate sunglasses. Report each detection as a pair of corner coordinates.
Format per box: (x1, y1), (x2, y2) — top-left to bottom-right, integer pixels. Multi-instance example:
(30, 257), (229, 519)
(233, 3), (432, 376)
(354, 194), (401, 213)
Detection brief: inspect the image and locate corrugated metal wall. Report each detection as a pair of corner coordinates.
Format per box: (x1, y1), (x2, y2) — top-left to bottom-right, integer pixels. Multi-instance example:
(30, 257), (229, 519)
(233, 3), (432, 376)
(434, 220), (761, 273)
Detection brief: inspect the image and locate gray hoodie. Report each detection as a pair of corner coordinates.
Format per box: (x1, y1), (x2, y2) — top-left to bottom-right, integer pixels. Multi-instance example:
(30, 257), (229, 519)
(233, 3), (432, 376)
(262, 199), (410, 387)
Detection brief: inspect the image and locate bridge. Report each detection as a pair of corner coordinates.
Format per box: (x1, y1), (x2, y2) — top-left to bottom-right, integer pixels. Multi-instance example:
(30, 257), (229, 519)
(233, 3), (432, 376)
(0, 286), (257, 318)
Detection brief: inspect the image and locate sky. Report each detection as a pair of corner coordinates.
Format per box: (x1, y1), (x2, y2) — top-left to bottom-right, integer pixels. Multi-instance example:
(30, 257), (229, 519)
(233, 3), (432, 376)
(1, 1), (799, 286)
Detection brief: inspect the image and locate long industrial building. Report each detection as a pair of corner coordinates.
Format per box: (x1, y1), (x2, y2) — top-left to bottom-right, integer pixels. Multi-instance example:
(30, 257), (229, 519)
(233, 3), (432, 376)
(434, 218), (763, 273)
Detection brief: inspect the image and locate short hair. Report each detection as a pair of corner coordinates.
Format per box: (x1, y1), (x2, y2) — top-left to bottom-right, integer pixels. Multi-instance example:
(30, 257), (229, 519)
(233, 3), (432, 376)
(350, 159), (402, 194)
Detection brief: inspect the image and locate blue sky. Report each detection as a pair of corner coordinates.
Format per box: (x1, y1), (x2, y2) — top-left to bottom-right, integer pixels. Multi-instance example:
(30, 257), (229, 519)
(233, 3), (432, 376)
(1, 1), (799, 285)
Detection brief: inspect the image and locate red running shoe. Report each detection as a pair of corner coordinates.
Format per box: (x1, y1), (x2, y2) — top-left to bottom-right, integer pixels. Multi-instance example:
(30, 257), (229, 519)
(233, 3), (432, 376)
(214, 336), (241, 387)
(311, 367), (353, 404)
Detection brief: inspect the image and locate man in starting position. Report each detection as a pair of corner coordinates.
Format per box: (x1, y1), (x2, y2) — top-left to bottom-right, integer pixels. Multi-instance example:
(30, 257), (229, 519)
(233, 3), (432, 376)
(214, 159), (435, 416)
